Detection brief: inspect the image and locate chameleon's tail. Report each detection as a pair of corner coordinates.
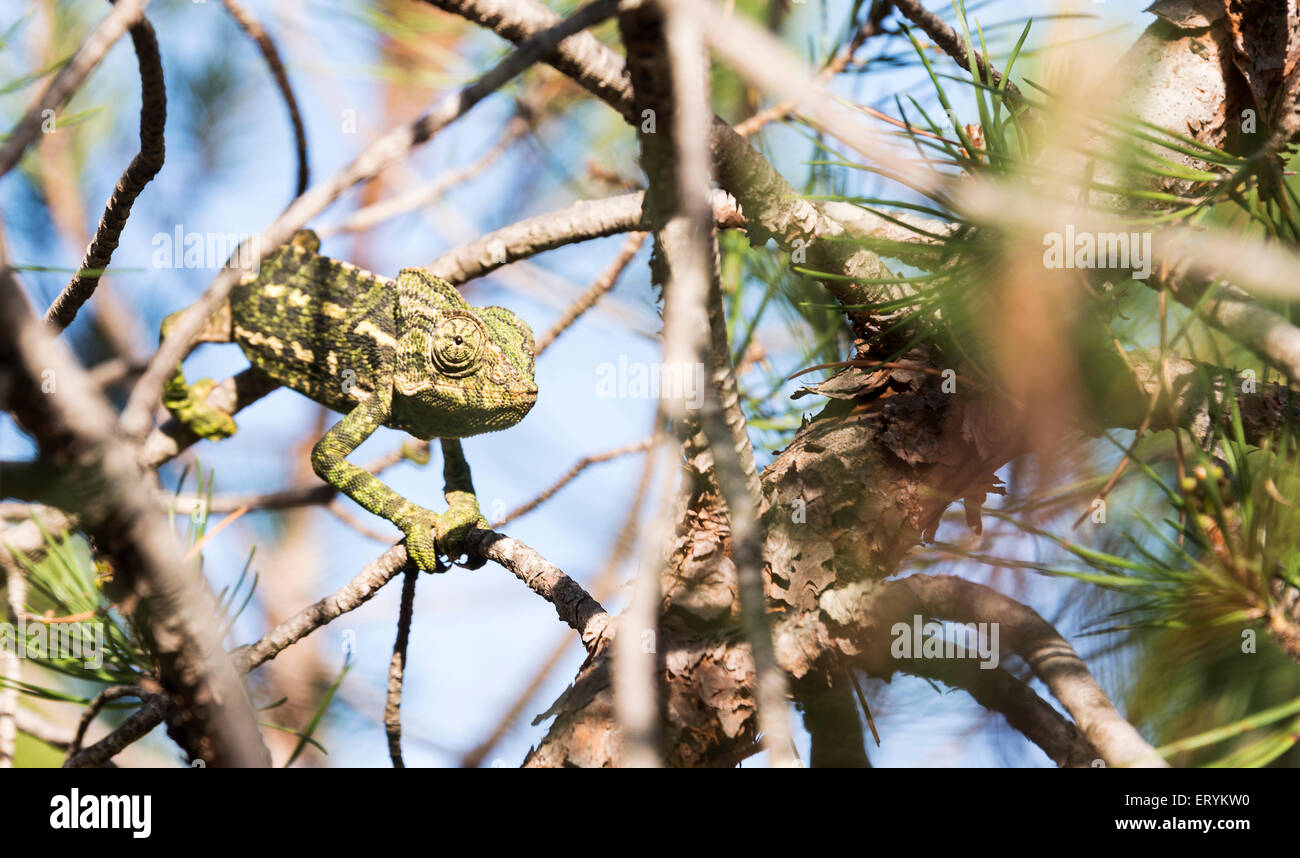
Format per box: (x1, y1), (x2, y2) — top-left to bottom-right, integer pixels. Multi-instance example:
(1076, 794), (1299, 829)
(159, 301), (238, 439)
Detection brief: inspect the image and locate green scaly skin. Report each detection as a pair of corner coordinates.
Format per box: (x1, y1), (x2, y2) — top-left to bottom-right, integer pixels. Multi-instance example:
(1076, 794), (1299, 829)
(161, 230), (537, 572)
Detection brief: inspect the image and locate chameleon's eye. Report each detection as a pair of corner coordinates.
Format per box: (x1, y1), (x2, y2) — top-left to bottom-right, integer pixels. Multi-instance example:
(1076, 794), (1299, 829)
(430, 313), (486, 377)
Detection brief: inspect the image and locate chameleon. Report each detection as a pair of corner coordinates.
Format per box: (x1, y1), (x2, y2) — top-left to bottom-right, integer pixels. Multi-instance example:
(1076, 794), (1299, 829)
(160, 229), (538, 572)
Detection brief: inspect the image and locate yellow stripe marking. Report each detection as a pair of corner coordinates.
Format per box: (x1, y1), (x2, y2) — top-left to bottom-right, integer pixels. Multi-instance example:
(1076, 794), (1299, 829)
(235, 325), (285, 355)
(354, 320), (398, 349)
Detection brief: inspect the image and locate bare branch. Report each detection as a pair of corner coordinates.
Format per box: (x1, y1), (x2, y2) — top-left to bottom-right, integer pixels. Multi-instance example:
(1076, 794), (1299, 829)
(64, 694), (169, 768)
(321, 112), (530, 238)
(463, 529), (611, 653)
(534, 232), (646, 356)
(423, 0), (635, 121)
(875, 574), (1167, 767)
(385, 567), (418, 768)
(426, 190), (740, 285)
(231, 545), (409, 675)
(220, 0), (309, 198)
(891, 0), (1024, 104)
(44, 4), (166, 333)
(0, 0), (151, 177)
(66, 685), (155, 761)
(493, 437), (652, 528)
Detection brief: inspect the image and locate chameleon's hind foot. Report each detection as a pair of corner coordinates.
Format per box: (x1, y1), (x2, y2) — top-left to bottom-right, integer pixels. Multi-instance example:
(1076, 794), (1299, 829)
(158, 302), (235, 440)
(163, 376), (238, 440)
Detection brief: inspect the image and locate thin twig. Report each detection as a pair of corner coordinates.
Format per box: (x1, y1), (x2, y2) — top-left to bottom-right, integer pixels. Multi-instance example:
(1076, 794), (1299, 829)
(890, 0), (1024, 105)
(535, 232), (646, 356)
(493, 437), (652, 527)
(733, 3), (890, 137)
(841, 662), (881, 747)
(426, 190), (740, 285)
(321, 112), (531, 238)
(220, 0), (309, 198)
(44, 1), (166, 333)
(230, 545), (409, 674)
(385, 566), (419, 768)
(0, 0), (151, 177)
(63, 694), (169, 768)
(66, 685), (153, 760)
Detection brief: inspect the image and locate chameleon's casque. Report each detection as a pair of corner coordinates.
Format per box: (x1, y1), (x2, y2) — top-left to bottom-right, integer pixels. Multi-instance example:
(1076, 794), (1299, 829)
(161, 230), (538, 572)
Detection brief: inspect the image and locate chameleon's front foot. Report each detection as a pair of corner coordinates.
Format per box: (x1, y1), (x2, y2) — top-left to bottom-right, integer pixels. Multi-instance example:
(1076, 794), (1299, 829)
(400, 501), (488, 574)
(163, 376), (238, 440)
(401, 508), (447, 574)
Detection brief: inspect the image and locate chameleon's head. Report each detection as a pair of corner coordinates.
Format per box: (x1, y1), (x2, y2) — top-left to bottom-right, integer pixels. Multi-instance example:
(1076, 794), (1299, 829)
(391, 268), (537, 439)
